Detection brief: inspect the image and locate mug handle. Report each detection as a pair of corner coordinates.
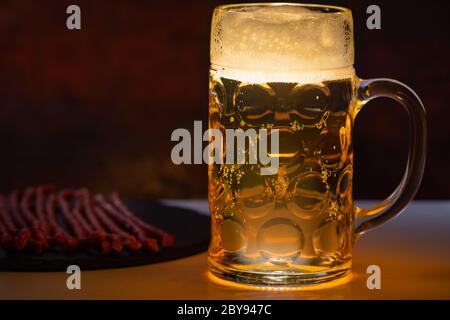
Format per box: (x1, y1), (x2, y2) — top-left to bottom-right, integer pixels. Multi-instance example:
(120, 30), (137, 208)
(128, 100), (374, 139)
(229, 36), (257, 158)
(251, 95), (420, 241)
(354, 78), (427, 239)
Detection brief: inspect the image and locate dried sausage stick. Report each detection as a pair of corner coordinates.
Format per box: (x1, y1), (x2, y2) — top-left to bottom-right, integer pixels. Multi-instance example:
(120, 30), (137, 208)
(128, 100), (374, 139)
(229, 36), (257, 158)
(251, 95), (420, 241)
(0, 195), (16, 234)
(94, 194), (158, 252)
(0, 195), (17, 234)
(20, 188), (47, 243)
(0, 194), (29, 250)
(93, 205), (141, 252)
(17, 188), (47, 253)
(58, 190), (87, 241)
(78, 191), (132, 253)
(8, 191), (32, 250)
(20, 188), (40, 228)
(72, 196), (115, 254)
(36, 186), (51, 235)
(72, 196), (94, 237)
(10, 191), (26, 229)
(72, 195), (114, 253)
(107, 234), (123, 253)
(46, 194), (78, 250)
(79, 189), (105, 240)
(78, 189), (112, 254)
(0, 220), (12, 248)
(93, 205), (139, 252)
(110, 193), (174, 247)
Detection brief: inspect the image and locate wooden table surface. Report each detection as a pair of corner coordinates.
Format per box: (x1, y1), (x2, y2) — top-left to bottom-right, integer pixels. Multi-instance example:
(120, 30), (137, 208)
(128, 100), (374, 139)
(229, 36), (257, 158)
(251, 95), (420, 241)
(0, 200), (449, 300)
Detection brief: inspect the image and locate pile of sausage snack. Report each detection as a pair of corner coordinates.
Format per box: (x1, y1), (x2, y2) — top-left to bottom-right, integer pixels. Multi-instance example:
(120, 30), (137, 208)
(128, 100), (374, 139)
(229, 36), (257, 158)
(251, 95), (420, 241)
(0, 186), (174, 254)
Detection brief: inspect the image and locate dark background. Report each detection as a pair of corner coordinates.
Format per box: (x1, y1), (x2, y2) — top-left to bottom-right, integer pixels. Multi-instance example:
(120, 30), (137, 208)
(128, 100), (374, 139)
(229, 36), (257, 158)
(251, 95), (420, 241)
(0, 0), (448, 199)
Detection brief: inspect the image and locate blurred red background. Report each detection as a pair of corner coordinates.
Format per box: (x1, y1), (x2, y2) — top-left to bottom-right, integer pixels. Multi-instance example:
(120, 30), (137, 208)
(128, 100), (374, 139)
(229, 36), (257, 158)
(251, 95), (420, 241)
(0, 0), (448, 199)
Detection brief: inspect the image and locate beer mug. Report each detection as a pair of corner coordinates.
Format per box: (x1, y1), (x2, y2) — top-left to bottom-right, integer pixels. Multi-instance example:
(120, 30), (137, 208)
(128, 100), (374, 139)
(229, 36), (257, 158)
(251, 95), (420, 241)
(208, 3), (426, 286)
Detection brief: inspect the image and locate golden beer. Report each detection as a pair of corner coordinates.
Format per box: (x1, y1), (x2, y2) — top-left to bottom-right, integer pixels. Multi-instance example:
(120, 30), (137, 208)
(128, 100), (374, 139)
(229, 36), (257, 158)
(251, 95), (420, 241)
(208, 3), (427, 286)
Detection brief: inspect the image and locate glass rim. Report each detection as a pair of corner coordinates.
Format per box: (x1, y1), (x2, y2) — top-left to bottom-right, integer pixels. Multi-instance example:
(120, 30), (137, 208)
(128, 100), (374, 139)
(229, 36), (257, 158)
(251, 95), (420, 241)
(214, 2), (352, 15)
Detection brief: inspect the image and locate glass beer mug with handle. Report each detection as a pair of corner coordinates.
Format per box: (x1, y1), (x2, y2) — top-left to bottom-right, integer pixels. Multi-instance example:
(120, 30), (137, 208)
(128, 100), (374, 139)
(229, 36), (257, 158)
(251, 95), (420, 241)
(208, 3), (426, 286)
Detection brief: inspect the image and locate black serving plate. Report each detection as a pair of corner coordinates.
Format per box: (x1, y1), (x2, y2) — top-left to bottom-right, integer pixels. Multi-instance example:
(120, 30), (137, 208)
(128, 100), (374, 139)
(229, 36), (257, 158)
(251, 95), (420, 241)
(0, 200), (210, 271)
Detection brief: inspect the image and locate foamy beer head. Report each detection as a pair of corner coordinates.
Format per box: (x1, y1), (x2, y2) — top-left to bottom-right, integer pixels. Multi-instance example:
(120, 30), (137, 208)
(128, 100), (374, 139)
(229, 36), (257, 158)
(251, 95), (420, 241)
(211, 3), (354, 83)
